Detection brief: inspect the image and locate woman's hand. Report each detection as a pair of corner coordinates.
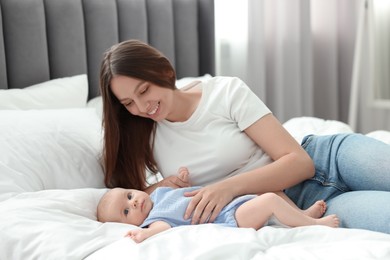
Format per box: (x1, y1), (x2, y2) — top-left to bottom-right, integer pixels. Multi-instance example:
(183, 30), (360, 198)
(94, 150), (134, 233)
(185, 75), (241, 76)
(183, 182), (234, 224)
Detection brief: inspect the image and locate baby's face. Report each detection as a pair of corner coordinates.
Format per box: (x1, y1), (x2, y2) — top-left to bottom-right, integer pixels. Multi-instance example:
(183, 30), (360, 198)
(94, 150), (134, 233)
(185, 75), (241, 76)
(99, 188), (153, 226)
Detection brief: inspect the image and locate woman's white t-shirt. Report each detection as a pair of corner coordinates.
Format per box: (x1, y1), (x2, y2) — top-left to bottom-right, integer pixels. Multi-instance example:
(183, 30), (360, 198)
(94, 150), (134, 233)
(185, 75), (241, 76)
(153, 76), (272, 186)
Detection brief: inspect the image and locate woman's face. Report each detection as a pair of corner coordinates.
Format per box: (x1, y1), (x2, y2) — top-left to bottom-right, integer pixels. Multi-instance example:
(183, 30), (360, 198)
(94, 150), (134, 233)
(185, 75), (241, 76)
(110, 75), (173, 122)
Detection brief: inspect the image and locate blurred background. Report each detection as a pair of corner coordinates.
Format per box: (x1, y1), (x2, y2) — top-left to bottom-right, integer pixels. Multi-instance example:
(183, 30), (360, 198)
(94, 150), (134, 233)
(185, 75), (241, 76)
(214, 0), (390, 133)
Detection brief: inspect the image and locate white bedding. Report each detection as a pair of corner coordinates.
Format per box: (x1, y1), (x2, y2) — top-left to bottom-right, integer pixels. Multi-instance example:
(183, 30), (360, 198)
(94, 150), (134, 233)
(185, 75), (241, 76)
(1, 107), (390, 260)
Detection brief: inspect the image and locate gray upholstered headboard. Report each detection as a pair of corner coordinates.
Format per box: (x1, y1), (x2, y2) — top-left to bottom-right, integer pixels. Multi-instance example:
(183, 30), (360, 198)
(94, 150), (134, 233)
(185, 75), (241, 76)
(0, 0), (215, 99)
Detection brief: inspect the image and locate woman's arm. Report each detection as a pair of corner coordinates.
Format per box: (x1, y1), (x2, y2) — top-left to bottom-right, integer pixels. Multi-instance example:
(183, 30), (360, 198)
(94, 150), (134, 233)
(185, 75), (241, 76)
(230, 113), (314, 194)
(126, 221), (171, 243)
(184, 114), (315, 224)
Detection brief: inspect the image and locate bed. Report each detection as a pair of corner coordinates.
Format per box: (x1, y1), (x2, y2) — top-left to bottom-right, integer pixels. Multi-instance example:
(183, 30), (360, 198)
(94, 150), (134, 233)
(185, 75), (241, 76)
(1, 0), (390, 259)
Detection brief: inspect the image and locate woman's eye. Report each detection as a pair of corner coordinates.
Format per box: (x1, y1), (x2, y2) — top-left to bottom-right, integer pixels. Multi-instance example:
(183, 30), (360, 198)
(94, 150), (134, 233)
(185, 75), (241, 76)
(125, 101), (133, 107)
(124, 208), (129, 215)
(140, 87), (148, 94)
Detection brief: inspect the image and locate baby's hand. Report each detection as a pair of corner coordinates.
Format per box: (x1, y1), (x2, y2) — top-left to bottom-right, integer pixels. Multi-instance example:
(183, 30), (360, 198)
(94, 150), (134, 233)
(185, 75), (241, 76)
(177, 167), (190, 183)
(125, 229), (148, 243)
(157, 167), (191, 189)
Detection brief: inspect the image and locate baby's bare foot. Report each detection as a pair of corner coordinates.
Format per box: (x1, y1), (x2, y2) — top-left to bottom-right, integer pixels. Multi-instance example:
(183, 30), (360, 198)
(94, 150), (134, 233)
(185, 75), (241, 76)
(315, 214), (339, 228)
(303, 200), (327, 218)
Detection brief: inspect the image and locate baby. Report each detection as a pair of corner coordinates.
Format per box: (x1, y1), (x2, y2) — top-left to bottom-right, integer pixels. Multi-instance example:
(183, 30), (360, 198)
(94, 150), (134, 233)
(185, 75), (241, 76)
(97, 167), (339, 243)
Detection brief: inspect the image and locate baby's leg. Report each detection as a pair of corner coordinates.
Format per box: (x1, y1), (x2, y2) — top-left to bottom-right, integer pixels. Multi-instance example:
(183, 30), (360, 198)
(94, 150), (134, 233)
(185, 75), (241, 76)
(235, 193), (339, 229)
(274, 191), (326, 218)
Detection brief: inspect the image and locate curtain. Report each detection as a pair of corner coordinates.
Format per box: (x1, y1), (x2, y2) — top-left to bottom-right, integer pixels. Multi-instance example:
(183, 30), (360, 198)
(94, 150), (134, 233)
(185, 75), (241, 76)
(373, 0), (390, 100)
(215, 0), (390, 132)
(261, 0), (313, 122)
(353, 0), (390, 132)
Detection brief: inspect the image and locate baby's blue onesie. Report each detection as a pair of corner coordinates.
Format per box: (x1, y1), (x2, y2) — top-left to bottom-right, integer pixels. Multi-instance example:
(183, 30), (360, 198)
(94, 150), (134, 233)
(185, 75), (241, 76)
(140, 186), (256, 228)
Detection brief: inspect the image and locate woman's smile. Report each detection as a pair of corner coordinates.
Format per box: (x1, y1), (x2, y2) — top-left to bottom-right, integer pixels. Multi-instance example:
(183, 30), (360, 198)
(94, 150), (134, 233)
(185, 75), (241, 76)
(147, 102), (160, 116)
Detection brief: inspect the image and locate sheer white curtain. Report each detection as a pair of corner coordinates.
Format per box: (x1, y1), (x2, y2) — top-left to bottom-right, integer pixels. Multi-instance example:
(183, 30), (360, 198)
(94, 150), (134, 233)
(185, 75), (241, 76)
(373, 0), (390, 100)
(215, 0), (361, 126)
(261, 0), (313, 122)
(351, 0), (390, 132)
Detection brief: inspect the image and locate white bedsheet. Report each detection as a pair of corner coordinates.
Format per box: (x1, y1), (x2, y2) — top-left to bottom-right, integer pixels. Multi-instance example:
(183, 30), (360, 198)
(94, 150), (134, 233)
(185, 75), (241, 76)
(88, 225), (390, 260)
(2, 188), (389, 260)
(1, 114), (390, 260)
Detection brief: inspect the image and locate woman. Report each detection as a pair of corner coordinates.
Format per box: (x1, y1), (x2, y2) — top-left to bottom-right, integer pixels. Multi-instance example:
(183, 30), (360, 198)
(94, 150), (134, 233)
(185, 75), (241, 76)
(99, 39), (390, 233)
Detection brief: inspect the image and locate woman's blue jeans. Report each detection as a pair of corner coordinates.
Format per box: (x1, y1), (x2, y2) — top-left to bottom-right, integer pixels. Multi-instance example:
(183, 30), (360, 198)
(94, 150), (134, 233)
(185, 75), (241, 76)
(284, 133), (390, 234)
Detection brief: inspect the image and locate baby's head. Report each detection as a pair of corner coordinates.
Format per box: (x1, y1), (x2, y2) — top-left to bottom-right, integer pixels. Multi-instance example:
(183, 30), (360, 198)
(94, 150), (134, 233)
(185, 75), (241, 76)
(97, 188), (153, 226)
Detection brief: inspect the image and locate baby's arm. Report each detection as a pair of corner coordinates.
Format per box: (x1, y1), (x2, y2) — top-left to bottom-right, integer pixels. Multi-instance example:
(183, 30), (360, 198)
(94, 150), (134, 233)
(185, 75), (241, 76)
(126, 221), (171, 243)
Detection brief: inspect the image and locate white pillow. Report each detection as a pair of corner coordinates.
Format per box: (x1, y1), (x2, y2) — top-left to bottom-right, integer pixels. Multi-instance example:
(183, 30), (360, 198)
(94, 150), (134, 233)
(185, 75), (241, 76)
(0, 74), (88, 109)
(0, 188), (132, 260)
(87, 95), (104, 119)
(283, 117), (354, 143)
(0, 108), (105, 201)
(366, 130), (390, 144)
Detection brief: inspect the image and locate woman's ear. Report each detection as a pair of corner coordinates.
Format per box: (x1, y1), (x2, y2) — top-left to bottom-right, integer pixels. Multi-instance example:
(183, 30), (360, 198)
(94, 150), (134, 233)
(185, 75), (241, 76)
(165, 69), (175, 79)
(165, 69), (176, 86)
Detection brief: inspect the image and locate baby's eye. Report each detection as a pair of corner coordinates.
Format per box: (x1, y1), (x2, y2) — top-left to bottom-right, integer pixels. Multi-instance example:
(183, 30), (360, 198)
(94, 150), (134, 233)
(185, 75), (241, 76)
(124, 208), (129, 216)
(127, 193), (132, 200)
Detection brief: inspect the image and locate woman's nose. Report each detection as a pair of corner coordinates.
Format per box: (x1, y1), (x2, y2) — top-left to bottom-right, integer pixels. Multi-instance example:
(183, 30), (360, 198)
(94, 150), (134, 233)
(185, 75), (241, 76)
(136, 99), (149, 113)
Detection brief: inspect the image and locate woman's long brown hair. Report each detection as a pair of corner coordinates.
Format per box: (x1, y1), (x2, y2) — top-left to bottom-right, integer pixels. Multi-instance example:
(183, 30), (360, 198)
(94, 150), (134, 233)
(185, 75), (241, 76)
(99, 40), (176, 190)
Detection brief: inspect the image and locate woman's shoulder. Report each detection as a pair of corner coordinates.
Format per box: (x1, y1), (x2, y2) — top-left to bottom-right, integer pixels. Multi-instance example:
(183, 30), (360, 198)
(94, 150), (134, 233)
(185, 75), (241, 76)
(204, 76), (244, 84)
(204, 76), (249, 90)
(202, 76), (253, 99)
(180, 76), (247, 94)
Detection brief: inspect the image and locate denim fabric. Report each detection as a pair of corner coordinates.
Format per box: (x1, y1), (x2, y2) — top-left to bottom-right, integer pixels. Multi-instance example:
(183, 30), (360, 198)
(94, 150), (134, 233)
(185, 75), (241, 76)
(284, 133), (390, 233)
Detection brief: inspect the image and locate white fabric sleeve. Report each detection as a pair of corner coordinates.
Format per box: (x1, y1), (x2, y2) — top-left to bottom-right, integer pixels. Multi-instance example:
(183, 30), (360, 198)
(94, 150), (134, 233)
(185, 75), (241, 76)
(225, 77), (271, 130)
